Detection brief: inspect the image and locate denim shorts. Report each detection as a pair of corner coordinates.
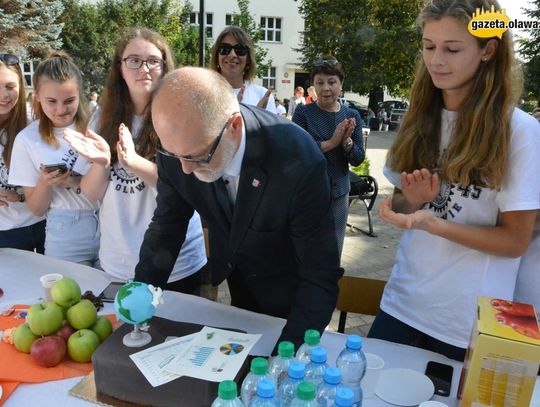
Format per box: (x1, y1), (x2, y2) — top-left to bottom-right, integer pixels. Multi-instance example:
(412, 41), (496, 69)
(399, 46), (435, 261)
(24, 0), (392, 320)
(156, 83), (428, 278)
(45, 208), (100, 267)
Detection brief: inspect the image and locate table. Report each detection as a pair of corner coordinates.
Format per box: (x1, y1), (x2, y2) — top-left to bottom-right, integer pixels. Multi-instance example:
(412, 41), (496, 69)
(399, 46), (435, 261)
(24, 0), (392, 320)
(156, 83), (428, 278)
(1, 248), (539, 406)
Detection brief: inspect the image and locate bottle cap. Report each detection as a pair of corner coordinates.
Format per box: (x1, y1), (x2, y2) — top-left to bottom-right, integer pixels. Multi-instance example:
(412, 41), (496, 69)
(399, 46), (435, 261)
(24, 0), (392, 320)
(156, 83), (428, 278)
(217, 380), (237, 400)
(310, 346), (327, 363)
(304, 329), (321, 346)
(296, 381), (316, 401)
(251, 357), (269, 375)
(324, 367), (341, 384)
(278, 341), (294, 358)
(288, 360), (305, 379)
(346, 335), (362, 350)
(335, 386), (354, 406)
(256, 378), (275, 398)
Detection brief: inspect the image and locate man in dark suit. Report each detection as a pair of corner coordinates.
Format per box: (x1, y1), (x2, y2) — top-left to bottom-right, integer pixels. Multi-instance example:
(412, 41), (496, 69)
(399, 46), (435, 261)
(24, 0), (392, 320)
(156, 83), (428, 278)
(135, 67), (343, 347)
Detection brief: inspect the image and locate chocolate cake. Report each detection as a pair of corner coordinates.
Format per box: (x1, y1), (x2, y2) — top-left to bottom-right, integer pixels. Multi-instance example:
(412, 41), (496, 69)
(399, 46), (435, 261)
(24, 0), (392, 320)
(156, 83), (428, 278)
(92, 317), (250, 406)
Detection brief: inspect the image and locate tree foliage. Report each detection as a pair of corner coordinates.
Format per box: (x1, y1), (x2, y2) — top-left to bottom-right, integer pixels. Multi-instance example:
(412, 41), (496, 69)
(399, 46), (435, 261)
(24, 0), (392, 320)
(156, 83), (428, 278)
(59, 0), (201, 93)
(298, 0), (423, 107)
(519, 0), (540, 101)
(0, 0), (64, 59)
(226, 0), (271, 78)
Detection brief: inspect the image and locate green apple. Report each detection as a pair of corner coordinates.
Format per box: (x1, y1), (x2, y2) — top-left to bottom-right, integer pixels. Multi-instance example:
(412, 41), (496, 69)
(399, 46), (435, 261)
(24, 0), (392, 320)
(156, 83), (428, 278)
(13, 323), (39, 353)
(67, 329), (100, 362)
(51, 277), (81, 308)
(27, 302), (64, 335)
(90, 316), (113, 343)
(66, 299), (97, 329)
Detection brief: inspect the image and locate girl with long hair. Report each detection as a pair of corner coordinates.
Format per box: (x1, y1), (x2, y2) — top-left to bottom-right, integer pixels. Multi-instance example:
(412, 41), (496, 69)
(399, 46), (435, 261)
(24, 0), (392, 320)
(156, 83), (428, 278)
(9, 52), (99, 265)
(0, 53), (45, 252)
(368, 0), (540, 361)
(65, 28), (206, 293)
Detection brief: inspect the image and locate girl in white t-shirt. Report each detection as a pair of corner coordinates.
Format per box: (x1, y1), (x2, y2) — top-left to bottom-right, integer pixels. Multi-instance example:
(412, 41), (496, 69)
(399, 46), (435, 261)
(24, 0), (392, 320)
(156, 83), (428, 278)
(0, 53), (45, 252)
(368, 0), (540, 361)
(209, 26), (277, 114)
(9, 52), (99, 266)
(64, 28), (206, 294)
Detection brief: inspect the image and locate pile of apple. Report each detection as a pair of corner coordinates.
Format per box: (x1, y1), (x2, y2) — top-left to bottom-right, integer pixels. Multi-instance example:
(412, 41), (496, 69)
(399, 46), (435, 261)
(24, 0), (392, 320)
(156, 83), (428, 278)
(12, 277), (113, 367)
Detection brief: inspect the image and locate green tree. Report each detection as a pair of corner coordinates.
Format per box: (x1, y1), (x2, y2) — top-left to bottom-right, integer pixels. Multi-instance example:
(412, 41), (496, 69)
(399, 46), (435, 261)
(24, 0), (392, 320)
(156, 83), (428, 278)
(59, 0), (201, 93)
(0, 0), (64, 59)
(298, 0), (422, 109)
(519, 0), (540, 101)
(226, 0), (271, 78)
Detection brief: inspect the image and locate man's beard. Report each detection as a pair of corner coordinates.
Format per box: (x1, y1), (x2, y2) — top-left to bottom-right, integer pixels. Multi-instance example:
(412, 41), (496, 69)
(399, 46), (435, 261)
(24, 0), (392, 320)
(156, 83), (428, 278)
(193, 135), (237, 183)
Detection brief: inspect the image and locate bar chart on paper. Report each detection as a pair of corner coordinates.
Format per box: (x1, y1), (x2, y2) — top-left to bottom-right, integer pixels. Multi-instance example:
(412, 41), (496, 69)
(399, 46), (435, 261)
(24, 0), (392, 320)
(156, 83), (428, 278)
(189, 346), (214, 366)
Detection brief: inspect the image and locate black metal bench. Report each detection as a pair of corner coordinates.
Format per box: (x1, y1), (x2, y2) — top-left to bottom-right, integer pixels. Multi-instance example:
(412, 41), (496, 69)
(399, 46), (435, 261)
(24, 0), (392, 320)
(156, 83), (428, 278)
(348, 172), (378, 237)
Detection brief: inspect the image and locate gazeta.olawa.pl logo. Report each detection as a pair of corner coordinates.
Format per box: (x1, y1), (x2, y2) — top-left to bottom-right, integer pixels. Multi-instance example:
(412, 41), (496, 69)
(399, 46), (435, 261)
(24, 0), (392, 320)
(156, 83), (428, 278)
(468, 5), (539, 39)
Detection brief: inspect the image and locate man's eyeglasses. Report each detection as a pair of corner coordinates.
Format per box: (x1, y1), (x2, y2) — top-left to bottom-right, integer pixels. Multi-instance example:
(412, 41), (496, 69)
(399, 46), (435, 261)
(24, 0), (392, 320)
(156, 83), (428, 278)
(217, 43), (249, 57)
(313, 59), (339, 67)
(0, 54), (20, 66)
(122, 56), (164, 70)
(156, 112), (239, 165)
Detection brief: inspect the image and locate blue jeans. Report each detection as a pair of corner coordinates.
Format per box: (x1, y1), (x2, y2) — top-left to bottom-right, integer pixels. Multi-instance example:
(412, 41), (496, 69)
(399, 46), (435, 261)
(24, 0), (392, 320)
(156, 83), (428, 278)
(45, 208), (100, 267)
(0, 220), (46, 253)
(368, 310), (466, 361)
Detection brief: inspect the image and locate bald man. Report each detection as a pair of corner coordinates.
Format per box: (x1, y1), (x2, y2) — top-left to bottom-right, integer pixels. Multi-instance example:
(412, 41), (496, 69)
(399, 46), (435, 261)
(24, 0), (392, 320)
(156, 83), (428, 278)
(134, 67), (343, 348)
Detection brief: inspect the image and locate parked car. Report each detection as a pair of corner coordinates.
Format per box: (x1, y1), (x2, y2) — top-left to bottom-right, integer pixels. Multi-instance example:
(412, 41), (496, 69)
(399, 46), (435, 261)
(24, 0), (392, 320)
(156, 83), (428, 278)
(378, 100), (408, 130)
(345, 100), (369, 127)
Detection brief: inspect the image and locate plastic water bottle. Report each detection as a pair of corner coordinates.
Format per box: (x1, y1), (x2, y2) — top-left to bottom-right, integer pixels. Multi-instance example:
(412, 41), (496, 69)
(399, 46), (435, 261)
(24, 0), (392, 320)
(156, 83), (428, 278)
(304, 347), (328, 387)
(334, 387), (354, 407)
(248, 378), (280, 407)
(336, 335), (366, 407)
(241, 357), (273, 406)
(269, 341), (295, 388)
(316, 367), (342, 406)
(290, 381), (320, 406)
(211, 380), (244, 407)
(279, 360), (306, 407)
(295, 329), (321, 364)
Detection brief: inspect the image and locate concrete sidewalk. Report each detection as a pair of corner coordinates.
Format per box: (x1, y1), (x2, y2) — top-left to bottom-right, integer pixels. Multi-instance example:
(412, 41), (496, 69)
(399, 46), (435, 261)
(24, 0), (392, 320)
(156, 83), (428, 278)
(217, 130), (402, 336)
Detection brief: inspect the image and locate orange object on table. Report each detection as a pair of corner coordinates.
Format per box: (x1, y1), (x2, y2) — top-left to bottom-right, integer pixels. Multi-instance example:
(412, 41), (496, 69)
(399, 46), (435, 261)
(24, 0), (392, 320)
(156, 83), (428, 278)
(0, 304), (116, 405)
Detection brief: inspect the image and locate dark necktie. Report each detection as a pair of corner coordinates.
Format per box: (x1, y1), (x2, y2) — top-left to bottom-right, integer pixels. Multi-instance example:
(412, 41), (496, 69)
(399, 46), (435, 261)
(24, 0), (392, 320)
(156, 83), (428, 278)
(215, 177), (233, 221)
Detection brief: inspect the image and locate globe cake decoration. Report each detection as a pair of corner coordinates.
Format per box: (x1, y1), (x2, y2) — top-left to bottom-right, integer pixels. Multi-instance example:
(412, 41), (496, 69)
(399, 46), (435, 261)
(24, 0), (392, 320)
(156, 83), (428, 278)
(114, 281), (163, 347)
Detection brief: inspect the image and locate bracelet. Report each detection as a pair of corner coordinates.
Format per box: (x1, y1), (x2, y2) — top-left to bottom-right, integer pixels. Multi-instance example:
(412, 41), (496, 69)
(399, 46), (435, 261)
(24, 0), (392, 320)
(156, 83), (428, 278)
(18, 192), (25, 203)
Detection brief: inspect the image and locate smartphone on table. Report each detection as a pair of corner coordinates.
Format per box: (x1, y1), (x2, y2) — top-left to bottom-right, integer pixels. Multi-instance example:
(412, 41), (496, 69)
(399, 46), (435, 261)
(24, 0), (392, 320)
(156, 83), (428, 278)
(43, 163), (68, 174)
(425, 360), (453, 397)
(98, 281), (125, 302)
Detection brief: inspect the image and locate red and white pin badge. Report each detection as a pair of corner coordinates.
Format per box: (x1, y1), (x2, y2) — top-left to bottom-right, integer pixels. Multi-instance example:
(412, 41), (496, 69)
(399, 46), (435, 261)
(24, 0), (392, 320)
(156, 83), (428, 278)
(252, 179), (260, 188)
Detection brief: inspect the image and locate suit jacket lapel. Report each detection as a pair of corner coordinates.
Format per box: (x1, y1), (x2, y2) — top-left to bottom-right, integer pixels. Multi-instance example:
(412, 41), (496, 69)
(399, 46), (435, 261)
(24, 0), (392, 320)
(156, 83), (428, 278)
(230, 105), (267, 253)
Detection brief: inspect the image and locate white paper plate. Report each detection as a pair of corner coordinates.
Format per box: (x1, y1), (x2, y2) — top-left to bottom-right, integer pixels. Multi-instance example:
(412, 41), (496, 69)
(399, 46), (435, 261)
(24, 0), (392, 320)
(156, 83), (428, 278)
(375, 368), (435, 406)
(0, 383), (3, 400)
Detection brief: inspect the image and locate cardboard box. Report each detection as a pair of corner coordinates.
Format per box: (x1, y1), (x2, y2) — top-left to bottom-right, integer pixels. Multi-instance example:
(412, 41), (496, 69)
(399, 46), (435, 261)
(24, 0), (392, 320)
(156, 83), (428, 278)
(458, 297), (540, 406)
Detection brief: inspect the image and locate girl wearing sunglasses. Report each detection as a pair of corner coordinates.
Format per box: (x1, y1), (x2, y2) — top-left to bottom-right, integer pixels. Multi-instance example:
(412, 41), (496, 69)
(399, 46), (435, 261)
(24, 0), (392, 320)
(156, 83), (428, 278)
(64, 28), (206, 294)
(210, 26), (277, 114)
(0, 53), (46, 252)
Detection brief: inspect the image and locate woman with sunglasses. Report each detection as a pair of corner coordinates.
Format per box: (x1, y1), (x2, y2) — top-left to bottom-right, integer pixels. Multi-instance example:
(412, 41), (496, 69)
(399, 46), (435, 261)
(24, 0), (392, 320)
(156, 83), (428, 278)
(292, 56), (365, 255)
(0, 53), (46, 252)
(210, 26), (277, 114)
(65, 28), (206, 293)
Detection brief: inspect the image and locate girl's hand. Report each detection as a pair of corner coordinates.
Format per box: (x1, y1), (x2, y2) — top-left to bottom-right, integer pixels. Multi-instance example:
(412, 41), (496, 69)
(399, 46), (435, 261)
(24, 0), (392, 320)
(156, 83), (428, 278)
(64, 128), (111, 167)
(379, 196), (436, 230)
(0, 189), (20, 206)
(39, 165), (72, 187)
(257, 87), (273, 109)
(399, 168), (440, 207)
(117, 123), (138, 169)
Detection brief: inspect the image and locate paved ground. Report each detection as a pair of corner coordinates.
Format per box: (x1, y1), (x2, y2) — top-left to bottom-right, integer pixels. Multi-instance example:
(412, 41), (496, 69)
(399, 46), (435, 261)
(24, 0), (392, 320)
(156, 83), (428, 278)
(215, 130), (402, 337)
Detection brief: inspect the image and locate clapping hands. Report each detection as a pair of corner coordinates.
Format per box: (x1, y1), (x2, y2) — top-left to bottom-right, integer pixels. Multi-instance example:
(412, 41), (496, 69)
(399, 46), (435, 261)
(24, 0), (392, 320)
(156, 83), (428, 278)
(64, 128), (111, 167)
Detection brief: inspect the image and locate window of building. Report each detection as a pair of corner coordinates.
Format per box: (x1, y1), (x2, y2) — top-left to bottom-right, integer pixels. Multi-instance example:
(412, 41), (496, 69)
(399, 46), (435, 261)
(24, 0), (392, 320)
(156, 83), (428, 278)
(21, 61), (35, 88)
(260, 17), (281, 42)
(190, 12), (214, 38)
(225, 14), (234, 26)
(262, 66), (276, 90)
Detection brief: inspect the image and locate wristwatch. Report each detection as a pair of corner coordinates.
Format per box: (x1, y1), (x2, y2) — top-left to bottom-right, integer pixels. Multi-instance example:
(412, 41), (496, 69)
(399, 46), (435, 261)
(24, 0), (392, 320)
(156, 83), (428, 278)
(343, 138), (353, 150)
(16, 188), (25, 202)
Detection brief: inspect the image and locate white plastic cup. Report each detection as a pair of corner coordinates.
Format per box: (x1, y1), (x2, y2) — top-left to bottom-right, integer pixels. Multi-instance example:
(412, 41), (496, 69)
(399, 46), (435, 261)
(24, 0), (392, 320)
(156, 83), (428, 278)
(39, 273), (63, 301)
(361, 353), (385, 398)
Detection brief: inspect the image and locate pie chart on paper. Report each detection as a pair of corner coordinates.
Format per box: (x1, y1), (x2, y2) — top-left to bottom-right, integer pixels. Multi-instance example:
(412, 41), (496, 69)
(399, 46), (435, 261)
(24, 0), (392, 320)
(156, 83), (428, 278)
(219, 343), (245, 355)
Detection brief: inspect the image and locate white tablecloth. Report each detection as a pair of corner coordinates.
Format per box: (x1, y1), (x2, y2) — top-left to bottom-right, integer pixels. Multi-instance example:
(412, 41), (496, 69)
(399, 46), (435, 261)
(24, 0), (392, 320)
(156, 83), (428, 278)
(1, 248), (539, 406)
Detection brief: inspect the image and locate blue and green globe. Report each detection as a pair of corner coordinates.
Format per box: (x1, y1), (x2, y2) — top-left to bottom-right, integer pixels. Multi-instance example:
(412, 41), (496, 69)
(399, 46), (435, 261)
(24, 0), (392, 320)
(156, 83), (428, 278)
(114, 281), (157, 325)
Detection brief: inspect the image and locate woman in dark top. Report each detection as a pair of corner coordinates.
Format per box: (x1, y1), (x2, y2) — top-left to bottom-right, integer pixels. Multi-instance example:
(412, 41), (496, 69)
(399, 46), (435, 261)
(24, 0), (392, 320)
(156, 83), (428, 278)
(292, 56), (365, 255)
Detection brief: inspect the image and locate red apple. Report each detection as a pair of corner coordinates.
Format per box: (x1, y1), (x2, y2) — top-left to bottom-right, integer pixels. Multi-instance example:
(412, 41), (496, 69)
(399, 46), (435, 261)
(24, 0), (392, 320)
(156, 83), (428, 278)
(67, 329), (100, 362)
(30, 336), (66, 367)
(56, 321), (76, 343)
(67, 299), (97, 329)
